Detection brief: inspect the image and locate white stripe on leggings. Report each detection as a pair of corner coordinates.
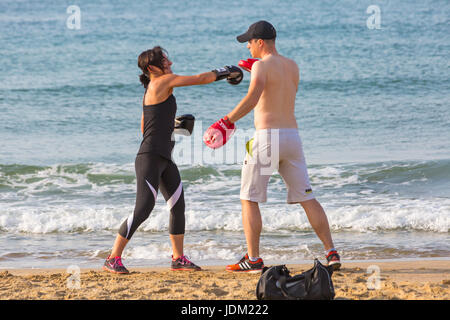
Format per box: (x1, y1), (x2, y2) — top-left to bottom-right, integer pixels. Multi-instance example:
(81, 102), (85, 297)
(145, 179), (158, 201)
(125, 180), (157, 239)
(166, 182), (182, 210)
(125, 212), (134, 239)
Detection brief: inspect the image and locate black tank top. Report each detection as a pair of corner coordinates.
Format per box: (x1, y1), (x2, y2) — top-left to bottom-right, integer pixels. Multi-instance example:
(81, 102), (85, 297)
(137, 94), (177, 160)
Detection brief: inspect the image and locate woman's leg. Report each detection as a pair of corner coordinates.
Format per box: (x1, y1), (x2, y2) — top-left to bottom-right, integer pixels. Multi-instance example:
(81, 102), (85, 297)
(159, 159), (185, 259)
(110, 154), (165, 257)
(169, 234), (184, 259)
(159, 160), (201, 270)
(109, 234), (129, 259)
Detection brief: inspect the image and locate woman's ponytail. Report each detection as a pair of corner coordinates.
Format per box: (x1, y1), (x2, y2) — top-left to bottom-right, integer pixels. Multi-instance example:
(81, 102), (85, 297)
(139, 73), (150, 89)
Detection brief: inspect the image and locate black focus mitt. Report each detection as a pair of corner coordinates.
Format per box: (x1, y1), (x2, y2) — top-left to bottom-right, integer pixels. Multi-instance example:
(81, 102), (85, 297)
(174, 114), (195, 136)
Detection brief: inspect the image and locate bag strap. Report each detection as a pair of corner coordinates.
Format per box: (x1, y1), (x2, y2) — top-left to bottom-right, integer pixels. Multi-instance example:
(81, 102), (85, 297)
(304, 259), (321, 294)
(279, 275), (313, 300)
(278, 276), (296, 300)
(304, 269), (312, 294)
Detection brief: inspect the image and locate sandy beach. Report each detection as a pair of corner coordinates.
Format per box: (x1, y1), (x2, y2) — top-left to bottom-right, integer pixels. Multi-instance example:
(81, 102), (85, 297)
(0, 260), (448, 300)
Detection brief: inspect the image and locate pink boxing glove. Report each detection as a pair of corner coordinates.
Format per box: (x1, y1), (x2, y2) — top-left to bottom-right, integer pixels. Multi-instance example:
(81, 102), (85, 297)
(203, 116), (236, 149)
(238, 58), (259, 72)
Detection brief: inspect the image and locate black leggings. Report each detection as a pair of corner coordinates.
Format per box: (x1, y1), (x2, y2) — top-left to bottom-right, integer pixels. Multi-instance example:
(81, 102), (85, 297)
(118, 153), (185, 239)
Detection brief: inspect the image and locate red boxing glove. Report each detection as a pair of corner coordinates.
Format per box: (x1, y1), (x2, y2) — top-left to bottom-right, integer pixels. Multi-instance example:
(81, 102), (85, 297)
(203, 116), (236, 149)
(238, 58), (259, 72)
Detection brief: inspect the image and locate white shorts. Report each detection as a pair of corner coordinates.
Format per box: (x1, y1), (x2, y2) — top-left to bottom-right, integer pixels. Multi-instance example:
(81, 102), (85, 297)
(240, 128), (315, 203)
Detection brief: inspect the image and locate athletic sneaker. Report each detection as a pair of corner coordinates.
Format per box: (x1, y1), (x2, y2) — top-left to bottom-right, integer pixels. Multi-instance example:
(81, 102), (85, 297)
(171, 255), (202, 271)
(326, 250), (341, 271)
(226, 253), (264, 273)
(103, 256), (129, 274)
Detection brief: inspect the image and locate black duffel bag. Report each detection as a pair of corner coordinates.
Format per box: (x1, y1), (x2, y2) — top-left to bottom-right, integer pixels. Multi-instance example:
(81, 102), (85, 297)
(256, 259), (335, 300)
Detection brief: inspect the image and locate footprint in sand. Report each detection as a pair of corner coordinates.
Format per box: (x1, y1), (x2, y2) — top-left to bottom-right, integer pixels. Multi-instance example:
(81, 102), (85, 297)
(206, 288), (228, 297)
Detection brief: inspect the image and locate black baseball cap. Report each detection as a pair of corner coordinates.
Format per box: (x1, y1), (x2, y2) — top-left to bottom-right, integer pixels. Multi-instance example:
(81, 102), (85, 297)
(236, 20), (276, 43)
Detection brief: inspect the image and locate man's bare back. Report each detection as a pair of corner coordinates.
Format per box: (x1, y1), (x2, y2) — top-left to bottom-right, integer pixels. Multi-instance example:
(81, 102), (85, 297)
(253, 54), (299, 130)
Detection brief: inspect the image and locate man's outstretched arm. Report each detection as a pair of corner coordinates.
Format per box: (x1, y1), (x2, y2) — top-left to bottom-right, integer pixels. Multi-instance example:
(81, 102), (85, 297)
(226, 61), (266, 123)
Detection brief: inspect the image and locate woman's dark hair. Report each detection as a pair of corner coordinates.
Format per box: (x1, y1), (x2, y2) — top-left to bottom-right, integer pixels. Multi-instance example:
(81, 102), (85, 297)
(138, 46), (168, 89)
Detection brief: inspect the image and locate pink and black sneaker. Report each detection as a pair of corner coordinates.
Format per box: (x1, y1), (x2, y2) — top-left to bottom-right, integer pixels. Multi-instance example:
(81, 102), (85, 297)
(171, 255), (202, 271)
(103, 256), (130, 274)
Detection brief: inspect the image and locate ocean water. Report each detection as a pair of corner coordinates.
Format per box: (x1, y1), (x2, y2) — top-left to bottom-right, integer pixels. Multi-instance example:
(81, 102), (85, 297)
(0, 0), (449, 269)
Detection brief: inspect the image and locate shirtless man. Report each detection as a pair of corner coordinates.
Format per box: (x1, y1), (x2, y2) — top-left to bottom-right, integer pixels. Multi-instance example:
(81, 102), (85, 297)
(205, 21), (341, 272)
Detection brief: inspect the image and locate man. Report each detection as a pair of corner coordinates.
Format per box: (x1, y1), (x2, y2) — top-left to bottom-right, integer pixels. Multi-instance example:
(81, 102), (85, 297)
(204, 21), (341, 273)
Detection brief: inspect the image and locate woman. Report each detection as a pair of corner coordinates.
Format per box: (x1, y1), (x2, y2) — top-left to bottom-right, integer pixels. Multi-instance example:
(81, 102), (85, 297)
(103, 46), (243, 273)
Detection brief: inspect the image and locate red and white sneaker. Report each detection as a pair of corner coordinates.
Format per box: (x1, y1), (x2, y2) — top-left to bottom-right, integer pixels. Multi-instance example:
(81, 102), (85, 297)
(226, 253), (264, 273)
(326, 250), (341, 271)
